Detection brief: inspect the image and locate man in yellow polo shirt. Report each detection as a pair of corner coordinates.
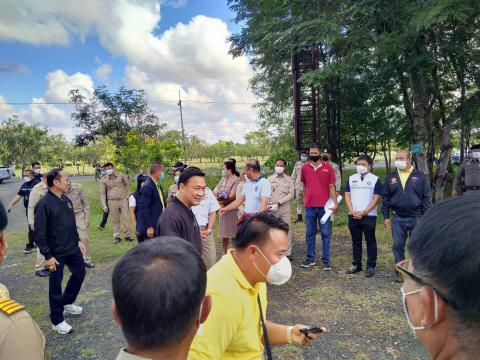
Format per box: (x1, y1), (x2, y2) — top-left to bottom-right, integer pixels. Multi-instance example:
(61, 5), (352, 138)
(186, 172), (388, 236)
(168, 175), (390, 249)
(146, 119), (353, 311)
(189, 213), (324, 359)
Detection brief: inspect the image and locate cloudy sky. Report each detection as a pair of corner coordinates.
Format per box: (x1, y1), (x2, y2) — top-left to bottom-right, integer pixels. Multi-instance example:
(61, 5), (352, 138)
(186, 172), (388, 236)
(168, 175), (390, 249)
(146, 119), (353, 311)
(0, 0), (258, 143)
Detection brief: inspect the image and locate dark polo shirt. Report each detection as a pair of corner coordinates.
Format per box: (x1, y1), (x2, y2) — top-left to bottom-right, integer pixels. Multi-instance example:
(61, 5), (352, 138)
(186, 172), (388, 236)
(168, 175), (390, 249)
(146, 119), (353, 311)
(156, 197), (202, 254)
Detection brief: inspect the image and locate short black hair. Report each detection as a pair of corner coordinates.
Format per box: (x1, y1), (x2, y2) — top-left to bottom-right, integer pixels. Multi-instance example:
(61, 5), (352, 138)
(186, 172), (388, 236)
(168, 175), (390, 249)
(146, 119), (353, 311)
(46, 168), (64, 187)
(234, 213), (289, 249)
(24, 169), (34, 176)
(173, 167), (185, 176)
(178, 167), (205, 186)
(408, 195), (480, 352)
(31, 161), (41, 167)
(136, 175), (148, 193)
(246, 160), (261, 172)
(150, 161), (163, 175)
(112, 237), (206, 349)
(103, 162), (114, 168)
(356, 154), (373, 165)
(0, 202), (7, 233)
(310, 143), (321, 151)
(275, 159), (287, 166)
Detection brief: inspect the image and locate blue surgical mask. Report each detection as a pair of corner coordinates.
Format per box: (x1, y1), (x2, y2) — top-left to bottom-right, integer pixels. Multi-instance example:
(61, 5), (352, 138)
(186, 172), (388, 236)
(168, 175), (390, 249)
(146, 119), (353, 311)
(174, 175), (180, 184)
(160, 172), (166, 181)
(221, 170), (226, 177)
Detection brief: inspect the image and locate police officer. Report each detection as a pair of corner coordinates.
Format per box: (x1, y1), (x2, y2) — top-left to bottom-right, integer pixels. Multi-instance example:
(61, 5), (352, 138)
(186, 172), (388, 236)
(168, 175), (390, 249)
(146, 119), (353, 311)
(322, 150), (341, 195)
(7, 169), (40, 254)
(0, 201), (45, 359)
(32, 162), (43, 181)
(291, 150), (308, 223)
(100, 162), (134, 243)
(452, 144), (480, 196)
(28, 175), (49, 277)
(66, 182), (95, 268)
(268, 159), (295, 259)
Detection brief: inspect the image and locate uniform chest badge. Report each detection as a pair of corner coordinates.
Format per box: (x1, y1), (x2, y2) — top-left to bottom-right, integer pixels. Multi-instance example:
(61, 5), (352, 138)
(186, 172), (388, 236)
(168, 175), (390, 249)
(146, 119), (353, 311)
(366, 181), (372, 186)
(391, 178), (397, 185)
(411, 177), (418, 184)
(255, 186), (258, 191)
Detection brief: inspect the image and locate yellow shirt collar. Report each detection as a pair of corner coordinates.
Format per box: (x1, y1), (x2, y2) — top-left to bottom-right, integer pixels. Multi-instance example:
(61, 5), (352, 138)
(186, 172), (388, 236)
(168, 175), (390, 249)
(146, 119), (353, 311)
(223, 250), (257, 292)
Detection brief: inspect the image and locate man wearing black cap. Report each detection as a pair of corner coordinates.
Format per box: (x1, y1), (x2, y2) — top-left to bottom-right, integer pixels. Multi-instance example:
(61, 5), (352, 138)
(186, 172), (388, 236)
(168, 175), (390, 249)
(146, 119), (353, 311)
(291, 150), (308, 223)
(453, 144), (480, 196)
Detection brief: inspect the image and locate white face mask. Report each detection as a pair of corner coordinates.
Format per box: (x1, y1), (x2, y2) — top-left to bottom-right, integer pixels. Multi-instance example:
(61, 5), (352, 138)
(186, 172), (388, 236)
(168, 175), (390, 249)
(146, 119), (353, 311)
(300, 155), (308, 163)
(253, 247), (292, 285)
(33, 168), (41, 174)
(472, 151), (480, 159)
(24, 176), (32, 182)
(356, 165), (369, 174)
(401, 286), (438, 337)
(274, 166), (284, 175)
(105, 169), (114, 176)
(395, 160), (407, 170)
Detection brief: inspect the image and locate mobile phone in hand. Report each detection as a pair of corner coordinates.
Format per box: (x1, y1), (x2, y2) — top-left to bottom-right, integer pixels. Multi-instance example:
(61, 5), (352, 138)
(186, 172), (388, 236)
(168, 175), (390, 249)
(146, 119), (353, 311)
(300, 326), (324, 335)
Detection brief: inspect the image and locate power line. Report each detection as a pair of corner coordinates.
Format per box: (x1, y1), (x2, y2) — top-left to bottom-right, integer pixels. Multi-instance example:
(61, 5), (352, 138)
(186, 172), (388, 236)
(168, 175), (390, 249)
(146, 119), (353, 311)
(2, 99), (257, 106)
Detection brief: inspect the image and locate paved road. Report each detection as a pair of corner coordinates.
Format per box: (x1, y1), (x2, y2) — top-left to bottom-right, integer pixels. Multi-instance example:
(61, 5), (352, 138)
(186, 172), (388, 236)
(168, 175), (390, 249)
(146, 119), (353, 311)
(0, 176), (95, 232)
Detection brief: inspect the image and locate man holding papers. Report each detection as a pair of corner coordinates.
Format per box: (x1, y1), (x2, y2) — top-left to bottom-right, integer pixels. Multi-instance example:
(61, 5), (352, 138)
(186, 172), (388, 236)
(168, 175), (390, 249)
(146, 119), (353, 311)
(300, 144), (339, 271)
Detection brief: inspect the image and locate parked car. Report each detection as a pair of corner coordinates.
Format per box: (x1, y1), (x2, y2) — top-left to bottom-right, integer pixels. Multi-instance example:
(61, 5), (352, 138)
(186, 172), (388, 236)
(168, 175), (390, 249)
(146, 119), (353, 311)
(0, 166), (15, 183)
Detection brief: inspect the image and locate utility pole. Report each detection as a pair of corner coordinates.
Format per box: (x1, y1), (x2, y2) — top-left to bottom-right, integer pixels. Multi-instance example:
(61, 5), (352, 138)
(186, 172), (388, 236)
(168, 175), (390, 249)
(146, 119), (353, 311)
(177, 90), (187, 163)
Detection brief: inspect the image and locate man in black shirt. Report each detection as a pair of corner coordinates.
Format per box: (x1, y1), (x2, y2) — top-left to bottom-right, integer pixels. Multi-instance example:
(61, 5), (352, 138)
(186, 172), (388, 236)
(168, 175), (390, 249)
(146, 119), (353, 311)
(32, 162), (43, 181)
(7, 169), (40, 254)
(34, 168), (86, 335)
(157, 167), (205, 254)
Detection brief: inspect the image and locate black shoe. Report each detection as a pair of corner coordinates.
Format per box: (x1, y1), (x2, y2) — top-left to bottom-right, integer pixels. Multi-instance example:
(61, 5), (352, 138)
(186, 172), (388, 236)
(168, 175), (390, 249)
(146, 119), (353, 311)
(84, 261), (95, 269)
(125, 236), (135, 242)
(394, 271), (402, 283)
(347, 265), (362, 274)
(35, 270), (50, 277)
(113, 237), (122, 244)
(301, 259), (316, 268)
(97, 225), (105, 231)
(323, 264), (332, 271)
(365, 267), (375, 277)
(294, 214), (303, 223)
(23, 245), (34, 254)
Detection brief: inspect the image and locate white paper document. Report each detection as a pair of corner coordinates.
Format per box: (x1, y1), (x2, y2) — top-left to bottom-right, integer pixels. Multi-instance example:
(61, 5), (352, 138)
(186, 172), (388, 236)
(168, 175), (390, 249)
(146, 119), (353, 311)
(320, 195), (343, 224)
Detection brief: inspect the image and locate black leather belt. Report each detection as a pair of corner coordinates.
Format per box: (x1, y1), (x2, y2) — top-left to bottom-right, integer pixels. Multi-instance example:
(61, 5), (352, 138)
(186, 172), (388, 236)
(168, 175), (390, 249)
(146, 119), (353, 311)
(466, 186), (480, 190)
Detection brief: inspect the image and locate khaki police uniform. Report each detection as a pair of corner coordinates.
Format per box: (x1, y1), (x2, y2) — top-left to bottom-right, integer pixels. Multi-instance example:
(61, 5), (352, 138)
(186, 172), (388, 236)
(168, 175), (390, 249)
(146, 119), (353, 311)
(453, 157), (480, 194)
(268, 173), (295, 256)
(291, 160), (305, 216)
(66, 183), (92, 262)
(329, 161), (342, 193)
(0, 283), (45, 360)
(28, 181), (48, 272)
(100, 173), (131, 239)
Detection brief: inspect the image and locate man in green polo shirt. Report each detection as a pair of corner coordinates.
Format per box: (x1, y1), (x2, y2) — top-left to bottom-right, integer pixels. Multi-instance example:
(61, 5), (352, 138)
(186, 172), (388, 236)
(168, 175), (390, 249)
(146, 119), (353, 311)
(189, 213), (325, 359)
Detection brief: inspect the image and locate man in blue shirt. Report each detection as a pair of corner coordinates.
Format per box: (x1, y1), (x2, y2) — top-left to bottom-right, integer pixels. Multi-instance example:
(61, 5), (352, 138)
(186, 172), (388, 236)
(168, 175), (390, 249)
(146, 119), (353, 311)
(220, 160), (271, 219)
(7, 169), (40, 254)
(344, 155), (382, 277)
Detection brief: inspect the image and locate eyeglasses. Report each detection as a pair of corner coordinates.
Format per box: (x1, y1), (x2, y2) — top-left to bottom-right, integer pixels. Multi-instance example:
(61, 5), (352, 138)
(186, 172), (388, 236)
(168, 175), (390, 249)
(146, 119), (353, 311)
(396, 259), (459, 310)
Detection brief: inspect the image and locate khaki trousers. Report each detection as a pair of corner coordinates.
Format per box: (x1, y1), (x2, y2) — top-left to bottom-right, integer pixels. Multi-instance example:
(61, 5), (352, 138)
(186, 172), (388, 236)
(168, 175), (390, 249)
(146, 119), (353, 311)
(295, 188), (304, 216)
(272, 203), (293, 256)
(75, 211), (91, 262)
(201, 230), (216, 270)
(109, 198), (130, 238)
(35, 248), (45, 272)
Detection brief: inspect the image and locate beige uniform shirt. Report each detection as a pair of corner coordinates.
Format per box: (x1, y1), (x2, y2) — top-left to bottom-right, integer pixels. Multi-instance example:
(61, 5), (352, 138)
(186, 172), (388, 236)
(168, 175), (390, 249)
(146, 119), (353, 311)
(27, 181), (48, 227)
(330, 161), (342, 192)
(453, 158), (480, 192)
(100, 173), (129, 208)
(291, 160), (305, 190)
(0, 285), (45, 360)
(268, 173), (295, 205)
(116, 348), (151, 360)
(66, 182), (90, 216)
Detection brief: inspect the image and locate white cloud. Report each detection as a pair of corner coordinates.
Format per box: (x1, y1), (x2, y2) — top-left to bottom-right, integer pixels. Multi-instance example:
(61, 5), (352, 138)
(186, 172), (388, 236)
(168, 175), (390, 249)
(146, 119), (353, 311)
(0, 95), (13, 115)
(45, 69), (94, 102)
(0, 0), (259, 142)
(95, 63), (112, 83)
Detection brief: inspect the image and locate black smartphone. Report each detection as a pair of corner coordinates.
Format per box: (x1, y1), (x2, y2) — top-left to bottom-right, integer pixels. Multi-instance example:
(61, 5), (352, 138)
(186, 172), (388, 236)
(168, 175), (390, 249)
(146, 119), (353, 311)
(300, 326), (323, 335)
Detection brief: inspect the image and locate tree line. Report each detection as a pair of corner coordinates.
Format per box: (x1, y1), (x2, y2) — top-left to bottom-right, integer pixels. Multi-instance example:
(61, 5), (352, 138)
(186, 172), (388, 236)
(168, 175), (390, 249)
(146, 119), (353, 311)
(227, 0), (480, 201)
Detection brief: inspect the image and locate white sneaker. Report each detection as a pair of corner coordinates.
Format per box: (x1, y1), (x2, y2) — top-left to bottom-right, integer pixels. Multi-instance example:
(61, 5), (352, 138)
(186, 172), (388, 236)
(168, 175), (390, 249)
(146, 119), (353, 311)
(64, 304), (83, 315)
(52, 321), (72, 334)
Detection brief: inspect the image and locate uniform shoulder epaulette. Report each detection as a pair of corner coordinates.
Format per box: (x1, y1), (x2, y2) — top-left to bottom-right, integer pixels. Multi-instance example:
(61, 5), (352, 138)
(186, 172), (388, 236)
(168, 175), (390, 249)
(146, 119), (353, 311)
(0, 298), (25, 316)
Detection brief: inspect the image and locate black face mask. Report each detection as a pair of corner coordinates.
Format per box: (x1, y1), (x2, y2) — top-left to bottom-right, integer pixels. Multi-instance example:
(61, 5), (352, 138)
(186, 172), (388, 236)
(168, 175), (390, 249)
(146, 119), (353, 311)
(322, 155), (329, 161)
(309, 155), (320, 162)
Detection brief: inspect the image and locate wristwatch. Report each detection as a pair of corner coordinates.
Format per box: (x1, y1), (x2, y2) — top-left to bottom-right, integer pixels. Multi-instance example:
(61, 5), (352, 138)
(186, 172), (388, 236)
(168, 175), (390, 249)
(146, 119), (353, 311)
(286, 326), (294, 344)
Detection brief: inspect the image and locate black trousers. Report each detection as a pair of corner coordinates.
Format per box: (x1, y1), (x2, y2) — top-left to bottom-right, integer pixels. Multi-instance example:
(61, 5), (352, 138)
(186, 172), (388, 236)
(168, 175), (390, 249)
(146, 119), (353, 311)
(27, 225), (35, 247)
(99, 210), (109, 228)
(49, 248), (86, 325)
(348, 215), (377, 268)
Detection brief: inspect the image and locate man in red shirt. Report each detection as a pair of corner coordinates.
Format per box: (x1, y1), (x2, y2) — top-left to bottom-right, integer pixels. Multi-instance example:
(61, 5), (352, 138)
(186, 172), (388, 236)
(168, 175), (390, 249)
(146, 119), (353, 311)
(300, 144), (339, 270)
